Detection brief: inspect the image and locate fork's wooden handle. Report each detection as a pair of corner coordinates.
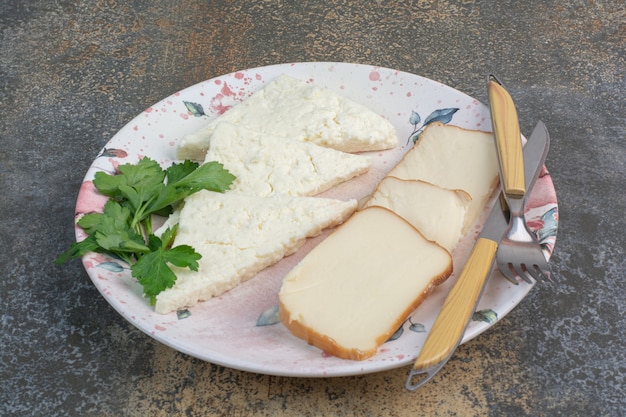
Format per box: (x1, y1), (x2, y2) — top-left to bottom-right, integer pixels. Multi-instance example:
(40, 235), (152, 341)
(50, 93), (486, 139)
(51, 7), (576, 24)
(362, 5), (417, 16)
(488, 78), (526, 197)
(412, 238), (498, 371)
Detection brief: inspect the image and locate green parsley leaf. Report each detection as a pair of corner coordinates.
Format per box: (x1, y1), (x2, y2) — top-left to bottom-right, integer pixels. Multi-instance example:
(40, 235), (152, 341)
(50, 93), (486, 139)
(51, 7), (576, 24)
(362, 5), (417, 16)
(162, 244), (201, 270)
(94, 158), (166, 202)
(75, 212), (106, 234)
(171, 161), (236, 194)
(166, 160), (200, 185)
(139, 183), (181, 220)
(54, 234), (101, 264)
(131, 246), (178, 305)
(159, 224), (179, 249)
(131, 233), (201, 304)
(116, 158), (166, 191)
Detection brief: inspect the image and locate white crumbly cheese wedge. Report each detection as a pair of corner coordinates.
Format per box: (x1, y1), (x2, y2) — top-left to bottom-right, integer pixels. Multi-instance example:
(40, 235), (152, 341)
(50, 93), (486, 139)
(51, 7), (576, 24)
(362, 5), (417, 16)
(203, 122), (371, 197)
(177, 74), (398, 160)
(279, 206), (452, 360)
(386, 122), (499, 229)
(363, 177), (471, 252)
(154, 190), (357, 314)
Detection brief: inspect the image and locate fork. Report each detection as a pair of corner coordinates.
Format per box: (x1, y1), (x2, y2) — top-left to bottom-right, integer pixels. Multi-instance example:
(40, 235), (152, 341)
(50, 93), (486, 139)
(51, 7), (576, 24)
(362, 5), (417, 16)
(488, 76), (554, 284)
(496, 190), (554, 283)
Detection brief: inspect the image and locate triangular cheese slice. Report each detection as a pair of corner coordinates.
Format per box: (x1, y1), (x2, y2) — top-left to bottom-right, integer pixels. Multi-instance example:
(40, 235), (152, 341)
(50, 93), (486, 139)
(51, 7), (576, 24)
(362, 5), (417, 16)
(154, 190), (357, 314)
(363, 177), (471, 252)
(203, 122), (371, 197)
(177, 74), (398, 160)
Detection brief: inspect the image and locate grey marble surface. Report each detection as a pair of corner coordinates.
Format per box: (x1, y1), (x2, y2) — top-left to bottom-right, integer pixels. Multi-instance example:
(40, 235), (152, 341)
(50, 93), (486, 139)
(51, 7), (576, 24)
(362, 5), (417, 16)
(1, 1), (624, 416)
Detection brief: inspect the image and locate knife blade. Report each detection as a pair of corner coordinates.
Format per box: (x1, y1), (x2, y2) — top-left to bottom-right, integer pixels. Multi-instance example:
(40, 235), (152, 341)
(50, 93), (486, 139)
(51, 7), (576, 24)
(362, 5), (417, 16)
(405, 120), (550, 391)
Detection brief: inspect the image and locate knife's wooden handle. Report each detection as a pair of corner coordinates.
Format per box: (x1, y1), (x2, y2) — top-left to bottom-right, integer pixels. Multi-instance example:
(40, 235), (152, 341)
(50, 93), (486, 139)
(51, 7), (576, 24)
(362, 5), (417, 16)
(412, 238), (498, 371)
(488, 79), (525, 197)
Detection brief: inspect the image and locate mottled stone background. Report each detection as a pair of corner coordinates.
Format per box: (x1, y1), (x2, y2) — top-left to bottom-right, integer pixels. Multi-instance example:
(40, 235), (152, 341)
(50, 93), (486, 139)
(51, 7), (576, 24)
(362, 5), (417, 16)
(1, 1), (624, 416)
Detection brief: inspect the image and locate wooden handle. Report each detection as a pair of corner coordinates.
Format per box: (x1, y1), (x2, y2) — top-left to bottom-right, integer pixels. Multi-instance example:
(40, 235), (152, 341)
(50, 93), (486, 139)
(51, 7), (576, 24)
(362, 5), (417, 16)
(488, 79), (526, 197)
(412, 238), (498, 371)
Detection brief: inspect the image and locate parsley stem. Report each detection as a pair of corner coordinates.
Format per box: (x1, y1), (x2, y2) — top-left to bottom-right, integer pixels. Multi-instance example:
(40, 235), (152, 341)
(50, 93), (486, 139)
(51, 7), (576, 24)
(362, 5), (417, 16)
(143, 215), (153, 237)
(115, 252), (135, 266)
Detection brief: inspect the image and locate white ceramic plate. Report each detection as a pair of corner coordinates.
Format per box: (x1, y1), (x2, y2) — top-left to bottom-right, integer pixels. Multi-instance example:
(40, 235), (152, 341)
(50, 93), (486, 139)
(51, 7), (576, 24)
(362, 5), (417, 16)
(76, 62), (558, 377)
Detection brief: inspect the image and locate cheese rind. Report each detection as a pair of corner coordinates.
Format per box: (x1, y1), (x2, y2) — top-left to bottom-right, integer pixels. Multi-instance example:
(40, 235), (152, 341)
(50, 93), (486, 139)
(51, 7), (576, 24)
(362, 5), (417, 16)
(278, 206), (453, 360)
(155, 191), (357, 314)
(204, 122), (371, 197)
(177, 74), (398, 160)
(387, 122), (499, 229)
(363, 177), (471, 252)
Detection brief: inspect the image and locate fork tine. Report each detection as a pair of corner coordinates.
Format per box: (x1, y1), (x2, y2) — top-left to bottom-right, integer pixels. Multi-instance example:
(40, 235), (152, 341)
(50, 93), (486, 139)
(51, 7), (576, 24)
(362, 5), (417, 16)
(531, 263), (554, 283)
(499, 263), (520, 284)
(502, 271), (520, 285)
(523, 264), (544, 282)
(512, 263), (534, 283)
(542, 269), (555, 283)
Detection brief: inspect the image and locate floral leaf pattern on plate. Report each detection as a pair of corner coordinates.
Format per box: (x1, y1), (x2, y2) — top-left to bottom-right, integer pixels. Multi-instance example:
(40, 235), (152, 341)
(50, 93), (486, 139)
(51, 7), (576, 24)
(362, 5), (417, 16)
(409, 321), (427, 333)
(472, 309), (498, 324)
(537, 206), (558, 244)
(98, 148), (128, 159)
(407, 107), (459, 144)
(97, 261), (127, 273)
(256, 305), (281, 326)
(177, 309), (192, 320)
(184, 101), (207, 117)
(387, 325), (404, 342)
(386, 318), (427, 343)
(423, 107), (459, 126)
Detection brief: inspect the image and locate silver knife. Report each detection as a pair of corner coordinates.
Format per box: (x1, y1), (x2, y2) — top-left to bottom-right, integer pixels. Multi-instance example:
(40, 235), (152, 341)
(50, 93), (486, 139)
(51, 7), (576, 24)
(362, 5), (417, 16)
(405, 120), (550, 391)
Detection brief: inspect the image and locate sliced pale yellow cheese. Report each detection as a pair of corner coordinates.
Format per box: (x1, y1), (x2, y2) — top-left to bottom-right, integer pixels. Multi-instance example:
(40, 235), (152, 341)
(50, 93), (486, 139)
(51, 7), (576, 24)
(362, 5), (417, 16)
(203, 122), (371, 197)
(279, 206), (452, 360)
(387, 122), (499, 229)
(177, 74), (398, 160)
(363, 176), (471, 252)
(155, 191), (357, 314)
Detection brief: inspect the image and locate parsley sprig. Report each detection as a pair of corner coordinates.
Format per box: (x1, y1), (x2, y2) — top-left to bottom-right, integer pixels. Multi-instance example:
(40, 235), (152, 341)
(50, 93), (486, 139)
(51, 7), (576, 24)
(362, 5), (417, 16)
(55, 157), (236, 305)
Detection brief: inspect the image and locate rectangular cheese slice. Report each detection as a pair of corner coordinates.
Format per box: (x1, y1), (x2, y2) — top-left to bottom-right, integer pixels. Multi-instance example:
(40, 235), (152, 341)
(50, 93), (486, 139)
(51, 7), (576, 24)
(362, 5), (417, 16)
(279, 206), (453, 360)
(363, 177), (471, 252)
(386, 122), (499, 230)
(177, 74), (398, 160)
(203, 122), (371, 197)
(154, 190), (357, 314)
